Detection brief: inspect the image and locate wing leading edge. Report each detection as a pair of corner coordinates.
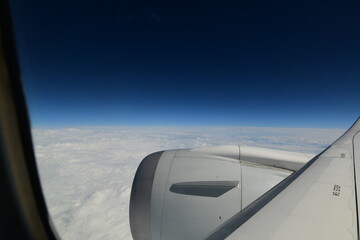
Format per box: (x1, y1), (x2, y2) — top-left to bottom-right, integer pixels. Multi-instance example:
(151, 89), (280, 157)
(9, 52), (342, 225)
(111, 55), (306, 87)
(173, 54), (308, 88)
(210, 118), (360, 240)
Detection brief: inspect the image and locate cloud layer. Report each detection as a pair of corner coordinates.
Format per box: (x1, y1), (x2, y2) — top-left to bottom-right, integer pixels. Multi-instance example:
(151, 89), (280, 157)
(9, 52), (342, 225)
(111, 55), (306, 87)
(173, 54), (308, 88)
(32, 126), (344, 239)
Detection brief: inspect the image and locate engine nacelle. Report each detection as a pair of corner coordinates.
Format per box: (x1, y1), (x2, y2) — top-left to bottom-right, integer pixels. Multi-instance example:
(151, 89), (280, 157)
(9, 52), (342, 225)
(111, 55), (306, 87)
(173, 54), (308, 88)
(130, 145), (313, 240)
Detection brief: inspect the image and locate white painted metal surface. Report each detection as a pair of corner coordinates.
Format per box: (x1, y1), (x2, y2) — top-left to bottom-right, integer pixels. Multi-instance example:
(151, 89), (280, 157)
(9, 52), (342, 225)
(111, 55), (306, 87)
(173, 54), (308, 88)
(241, 163), (291, 209)
(149, 150), (292, 240)
(191, 145), (315, 171)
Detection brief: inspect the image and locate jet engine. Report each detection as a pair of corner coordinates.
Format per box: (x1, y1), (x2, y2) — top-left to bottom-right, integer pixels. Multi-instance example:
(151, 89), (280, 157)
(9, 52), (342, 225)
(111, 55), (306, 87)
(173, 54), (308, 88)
(130, 145), (314, 240)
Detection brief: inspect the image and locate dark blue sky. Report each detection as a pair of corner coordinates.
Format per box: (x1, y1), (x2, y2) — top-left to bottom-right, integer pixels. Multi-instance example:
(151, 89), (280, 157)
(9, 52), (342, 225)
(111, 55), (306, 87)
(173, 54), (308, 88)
(10, 0), (360, 128)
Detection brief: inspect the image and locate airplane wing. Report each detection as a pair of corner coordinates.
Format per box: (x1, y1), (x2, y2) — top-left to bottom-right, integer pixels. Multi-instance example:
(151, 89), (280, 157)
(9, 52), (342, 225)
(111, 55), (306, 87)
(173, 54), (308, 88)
(130, 118), (360, 240)
(220, 118), (360, 240)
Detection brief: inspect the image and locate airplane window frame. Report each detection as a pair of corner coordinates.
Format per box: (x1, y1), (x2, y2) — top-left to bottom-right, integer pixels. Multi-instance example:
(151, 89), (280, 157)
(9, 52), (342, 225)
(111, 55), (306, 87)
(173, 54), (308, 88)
(0, 1), (58, 239)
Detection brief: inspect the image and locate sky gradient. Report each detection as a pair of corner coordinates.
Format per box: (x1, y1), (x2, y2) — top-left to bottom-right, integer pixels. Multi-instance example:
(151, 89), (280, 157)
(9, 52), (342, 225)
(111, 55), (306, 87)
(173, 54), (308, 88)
(10, 0), (360, 128)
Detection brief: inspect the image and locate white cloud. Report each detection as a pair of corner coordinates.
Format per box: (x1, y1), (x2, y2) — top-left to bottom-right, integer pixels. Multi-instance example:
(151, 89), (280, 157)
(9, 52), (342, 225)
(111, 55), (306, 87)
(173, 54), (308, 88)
(32, 126), (344, 240)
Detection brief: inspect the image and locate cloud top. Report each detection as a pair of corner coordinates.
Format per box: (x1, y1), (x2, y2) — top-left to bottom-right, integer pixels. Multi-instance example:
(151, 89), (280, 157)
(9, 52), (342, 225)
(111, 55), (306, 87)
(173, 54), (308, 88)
(32, 126), (344, 239)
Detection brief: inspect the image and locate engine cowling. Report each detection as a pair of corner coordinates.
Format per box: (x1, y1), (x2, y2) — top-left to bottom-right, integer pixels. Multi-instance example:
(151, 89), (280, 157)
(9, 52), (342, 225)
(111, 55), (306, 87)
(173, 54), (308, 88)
(130, 145), (312, 240)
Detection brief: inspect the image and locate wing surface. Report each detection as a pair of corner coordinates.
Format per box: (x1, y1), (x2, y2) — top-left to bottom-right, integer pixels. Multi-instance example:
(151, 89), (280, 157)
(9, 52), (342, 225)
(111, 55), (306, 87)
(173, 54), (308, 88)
(207, 118), (360, 240)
